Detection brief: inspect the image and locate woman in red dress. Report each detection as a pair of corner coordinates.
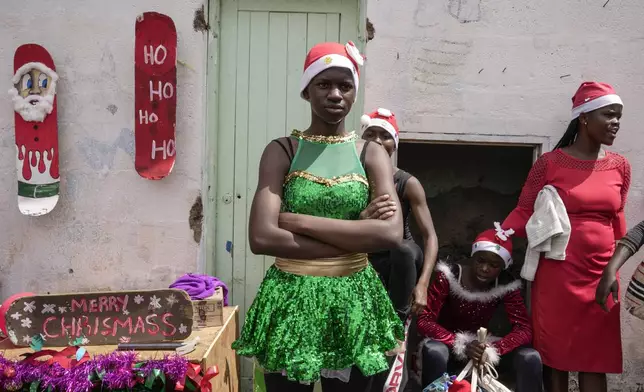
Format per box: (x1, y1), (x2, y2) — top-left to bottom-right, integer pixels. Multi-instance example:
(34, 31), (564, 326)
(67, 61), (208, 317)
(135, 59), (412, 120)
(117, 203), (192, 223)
(502, 82), (630, 392)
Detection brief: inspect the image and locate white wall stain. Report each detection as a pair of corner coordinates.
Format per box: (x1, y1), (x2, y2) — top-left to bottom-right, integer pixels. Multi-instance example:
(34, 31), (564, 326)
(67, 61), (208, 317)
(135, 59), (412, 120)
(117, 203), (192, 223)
(447, 0), (481, 23)
(78, 128), (135, 171)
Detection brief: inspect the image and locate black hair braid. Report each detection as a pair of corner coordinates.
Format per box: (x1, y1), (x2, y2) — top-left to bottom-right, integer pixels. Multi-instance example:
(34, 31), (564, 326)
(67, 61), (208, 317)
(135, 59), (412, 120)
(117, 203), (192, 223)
(553, 118), (580, 150)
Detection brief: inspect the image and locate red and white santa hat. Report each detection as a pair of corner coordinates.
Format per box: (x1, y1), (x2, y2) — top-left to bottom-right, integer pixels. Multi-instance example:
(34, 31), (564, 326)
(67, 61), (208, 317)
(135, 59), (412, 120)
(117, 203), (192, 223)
(300, 41), (364, 100)
(360, 108), (400, 147)
(11, 44), (59, 87)
(472, 222), (515, 269)
(571, 81), (622, 119)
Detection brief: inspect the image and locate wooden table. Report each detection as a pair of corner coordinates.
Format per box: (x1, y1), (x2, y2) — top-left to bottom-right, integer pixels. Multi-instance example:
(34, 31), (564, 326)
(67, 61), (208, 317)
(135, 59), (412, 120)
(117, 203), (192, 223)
(1, 306), (240, 392)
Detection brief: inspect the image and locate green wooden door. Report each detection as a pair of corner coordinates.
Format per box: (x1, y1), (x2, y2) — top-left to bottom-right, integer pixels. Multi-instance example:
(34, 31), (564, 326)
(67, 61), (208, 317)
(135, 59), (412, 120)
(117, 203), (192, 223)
(214, 0), (365, 326)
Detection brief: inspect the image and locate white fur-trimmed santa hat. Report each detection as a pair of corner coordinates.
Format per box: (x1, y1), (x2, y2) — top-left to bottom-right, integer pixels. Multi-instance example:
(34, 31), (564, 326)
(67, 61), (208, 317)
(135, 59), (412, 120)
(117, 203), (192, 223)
(571, 82), (622, 119)
(472, 223), (515, 269)
(11, 44), (58, 86)
(360, 108), (400, 147)
(300, 41), (364, 100)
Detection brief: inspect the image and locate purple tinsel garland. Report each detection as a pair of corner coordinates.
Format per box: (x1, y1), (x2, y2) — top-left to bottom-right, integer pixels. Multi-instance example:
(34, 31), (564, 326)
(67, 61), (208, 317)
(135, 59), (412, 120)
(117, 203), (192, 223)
(0, 350), (189, 392)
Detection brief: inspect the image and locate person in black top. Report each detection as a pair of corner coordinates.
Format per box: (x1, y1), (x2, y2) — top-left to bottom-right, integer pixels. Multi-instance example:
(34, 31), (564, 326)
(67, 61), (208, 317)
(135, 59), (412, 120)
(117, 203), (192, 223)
(596, 220), (644, 310)
(360, 108), (439, 320)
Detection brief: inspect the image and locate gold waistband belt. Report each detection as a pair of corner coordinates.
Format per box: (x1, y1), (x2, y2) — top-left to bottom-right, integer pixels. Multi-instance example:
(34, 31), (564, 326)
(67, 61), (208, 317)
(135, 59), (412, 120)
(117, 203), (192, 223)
(274, 252), (368, 277)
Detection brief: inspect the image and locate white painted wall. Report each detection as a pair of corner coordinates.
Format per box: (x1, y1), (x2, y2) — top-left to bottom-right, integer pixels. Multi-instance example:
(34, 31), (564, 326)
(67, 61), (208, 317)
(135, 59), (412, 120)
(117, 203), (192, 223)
(0, 1), (206, 299)
(366, 0), (644, 389)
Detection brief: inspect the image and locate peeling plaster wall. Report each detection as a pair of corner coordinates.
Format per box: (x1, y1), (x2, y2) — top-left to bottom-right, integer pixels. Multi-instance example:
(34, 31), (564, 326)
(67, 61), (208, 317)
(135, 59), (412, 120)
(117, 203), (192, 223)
(366, 1), (644, 390)
(0, 1), (205, 299)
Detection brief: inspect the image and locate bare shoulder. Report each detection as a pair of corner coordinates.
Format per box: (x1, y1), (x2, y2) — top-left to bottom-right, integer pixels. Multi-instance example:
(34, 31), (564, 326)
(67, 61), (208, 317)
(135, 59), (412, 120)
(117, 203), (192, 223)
(258, 139), (293, 179)
(272, 135), (300, 151)
(354, 138), (389, 167)
(404, 175), (426, 199)
(362, 140), (390, 166)
(406, 175), (423, 190)
(266, 136), (299, 162)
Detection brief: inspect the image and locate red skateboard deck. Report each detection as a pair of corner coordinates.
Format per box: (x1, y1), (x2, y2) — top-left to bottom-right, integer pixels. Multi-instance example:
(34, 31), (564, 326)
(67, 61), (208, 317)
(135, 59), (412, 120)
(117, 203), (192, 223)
(134, 12), (177, 180)
(9, 44), (60, 216)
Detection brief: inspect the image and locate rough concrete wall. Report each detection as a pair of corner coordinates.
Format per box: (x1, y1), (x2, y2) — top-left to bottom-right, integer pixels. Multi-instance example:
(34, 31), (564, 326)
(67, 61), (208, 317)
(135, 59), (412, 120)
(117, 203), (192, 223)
(0, 1), (205, 299)
(366, 1), (644, 389)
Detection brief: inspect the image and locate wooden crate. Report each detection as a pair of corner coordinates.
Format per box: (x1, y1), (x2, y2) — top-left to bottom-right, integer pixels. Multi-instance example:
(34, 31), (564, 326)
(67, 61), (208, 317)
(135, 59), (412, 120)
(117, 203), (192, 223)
(193, 287), (225, 328)
(0, 306), (240, 392)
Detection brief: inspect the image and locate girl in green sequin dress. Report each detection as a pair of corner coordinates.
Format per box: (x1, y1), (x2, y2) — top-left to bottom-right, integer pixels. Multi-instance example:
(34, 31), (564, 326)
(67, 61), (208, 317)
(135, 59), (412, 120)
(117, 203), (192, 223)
(231, 42), (405, 391)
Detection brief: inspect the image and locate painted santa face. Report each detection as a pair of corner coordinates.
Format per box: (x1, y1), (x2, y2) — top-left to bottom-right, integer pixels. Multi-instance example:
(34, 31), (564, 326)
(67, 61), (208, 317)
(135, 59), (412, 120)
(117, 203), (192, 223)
(580, 103), (622, 146)
(15, 69), (53, 98)
(303, 67), (355, 124)
(472, 251), (504, 284)
(362, 126), (396, 156)
(9, 67), (57, 123)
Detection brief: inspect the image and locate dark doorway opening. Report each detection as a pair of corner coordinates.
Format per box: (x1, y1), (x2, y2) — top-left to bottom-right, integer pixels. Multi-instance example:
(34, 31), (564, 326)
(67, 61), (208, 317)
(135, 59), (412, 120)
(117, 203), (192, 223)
(398, 142), (536, 357)
(398, 142), (535, 278)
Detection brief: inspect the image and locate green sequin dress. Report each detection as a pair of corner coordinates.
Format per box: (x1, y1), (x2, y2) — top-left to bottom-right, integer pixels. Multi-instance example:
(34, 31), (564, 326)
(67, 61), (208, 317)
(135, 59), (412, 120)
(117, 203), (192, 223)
(232, 130), (404, 383)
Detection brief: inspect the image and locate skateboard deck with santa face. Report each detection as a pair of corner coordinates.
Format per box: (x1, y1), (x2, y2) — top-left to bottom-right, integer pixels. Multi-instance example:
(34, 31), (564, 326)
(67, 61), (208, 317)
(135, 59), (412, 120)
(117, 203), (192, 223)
(9, 44), (60, 216)
(134, 12), (177, 180)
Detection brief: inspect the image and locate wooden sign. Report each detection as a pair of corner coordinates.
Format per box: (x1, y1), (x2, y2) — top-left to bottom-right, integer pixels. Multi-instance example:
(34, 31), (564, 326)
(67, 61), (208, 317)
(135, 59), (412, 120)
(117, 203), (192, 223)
(3, 289), (193, 347)
(134, 11), (177, 180)
(9, 44), (60, 216)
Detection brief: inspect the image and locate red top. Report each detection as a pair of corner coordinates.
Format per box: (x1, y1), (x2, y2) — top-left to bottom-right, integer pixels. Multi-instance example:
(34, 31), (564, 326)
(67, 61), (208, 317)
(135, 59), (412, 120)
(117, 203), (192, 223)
(418, 263), (532, 357)
(503, 149), (629, 240)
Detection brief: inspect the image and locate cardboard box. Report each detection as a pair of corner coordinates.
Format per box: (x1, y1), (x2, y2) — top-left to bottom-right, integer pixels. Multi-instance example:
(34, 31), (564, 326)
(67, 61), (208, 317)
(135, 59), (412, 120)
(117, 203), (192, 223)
(192, 287), (224, 328)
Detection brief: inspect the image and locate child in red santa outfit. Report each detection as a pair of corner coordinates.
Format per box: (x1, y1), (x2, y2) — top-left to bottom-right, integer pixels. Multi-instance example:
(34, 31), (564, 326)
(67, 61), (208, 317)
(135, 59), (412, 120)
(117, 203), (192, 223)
(417, 224), (543, 392)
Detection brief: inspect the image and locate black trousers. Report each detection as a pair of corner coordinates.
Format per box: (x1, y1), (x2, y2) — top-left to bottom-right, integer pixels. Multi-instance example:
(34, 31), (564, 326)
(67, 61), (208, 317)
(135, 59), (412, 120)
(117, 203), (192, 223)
(264, 367), (375, 392)
(369, 240), (423, 392)
(369, 239), (424, 320)
(421, 339), (544, 392)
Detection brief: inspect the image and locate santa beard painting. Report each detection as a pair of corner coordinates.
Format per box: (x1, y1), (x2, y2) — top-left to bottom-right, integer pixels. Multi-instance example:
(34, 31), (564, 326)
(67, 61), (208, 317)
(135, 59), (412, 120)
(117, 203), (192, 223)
(9, 63), (57, 123)
(9, 44), (60, 216)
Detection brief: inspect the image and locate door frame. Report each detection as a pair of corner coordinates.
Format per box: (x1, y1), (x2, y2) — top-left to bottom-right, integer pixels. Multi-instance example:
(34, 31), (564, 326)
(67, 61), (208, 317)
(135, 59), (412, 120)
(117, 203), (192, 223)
(203, 0), (368, 278)
(393, 132), (550, 166)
